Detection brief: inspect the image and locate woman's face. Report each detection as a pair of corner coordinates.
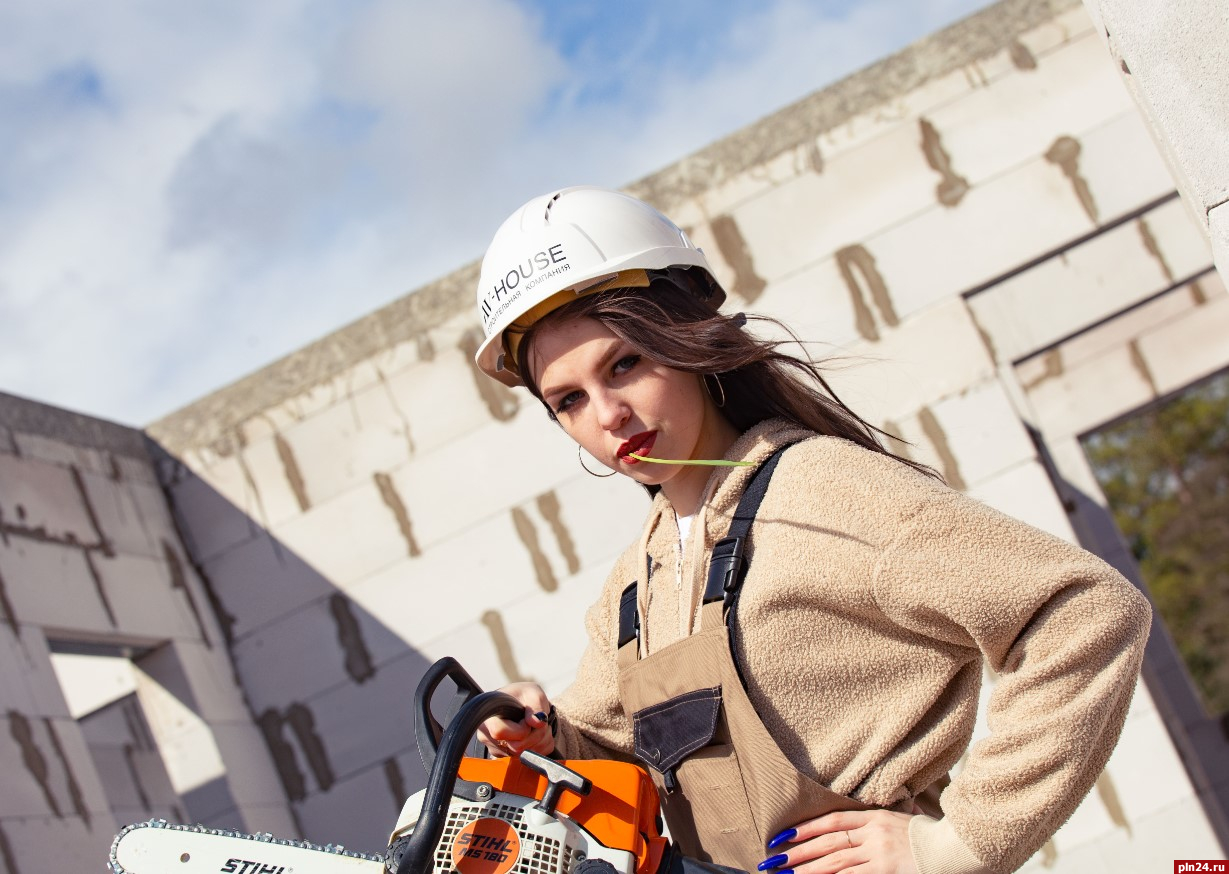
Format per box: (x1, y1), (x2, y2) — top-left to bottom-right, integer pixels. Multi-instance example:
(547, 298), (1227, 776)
(528, 315), (735, 509)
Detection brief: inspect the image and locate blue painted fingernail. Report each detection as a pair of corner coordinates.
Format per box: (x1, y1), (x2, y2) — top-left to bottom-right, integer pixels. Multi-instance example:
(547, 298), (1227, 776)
(767, 829), (796, 850)
(534, 712), (548, 721)
(777, 870), (793, 874)
(757, 854), (789, 871)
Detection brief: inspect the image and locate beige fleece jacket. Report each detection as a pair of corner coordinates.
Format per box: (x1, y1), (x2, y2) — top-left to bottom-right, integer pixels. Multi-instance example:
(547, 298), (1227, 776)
(553, 419), (1151, 874)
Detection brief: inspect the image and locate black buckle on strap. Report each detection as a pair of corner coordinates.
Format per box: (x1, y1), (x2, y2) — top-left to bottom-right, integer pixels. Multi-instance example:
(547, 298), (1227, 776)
(703, 536), (746, 607)
(617, 582), (640, 647)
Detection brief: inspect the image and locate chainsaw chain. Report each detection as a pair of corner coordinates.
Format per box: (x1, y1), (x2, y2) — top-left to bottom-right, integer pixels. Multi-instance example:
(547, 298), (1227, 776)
(108, 818), (390, 874)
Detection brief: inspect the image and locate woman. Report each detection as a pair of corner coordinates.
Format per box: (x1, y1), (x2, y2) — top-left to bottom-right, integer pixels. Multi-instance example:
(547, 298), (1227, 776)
(473, 186), (1150, 874)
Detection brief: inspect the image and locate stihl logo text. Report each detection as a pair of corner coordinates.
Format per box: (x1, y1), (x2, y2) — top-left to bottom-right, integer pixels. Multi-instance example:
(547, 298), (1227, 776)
(220, 859), (285, 874)
(456, 832), (514, 863)
(450, 817), (521, 874)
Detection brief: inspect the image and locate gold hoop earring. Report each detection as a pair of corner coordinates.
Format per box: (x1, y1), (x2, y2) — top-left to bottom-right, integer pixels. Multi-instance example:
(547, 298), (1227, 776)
(578, 445), (617, 478)
(705, 373), (727, 408)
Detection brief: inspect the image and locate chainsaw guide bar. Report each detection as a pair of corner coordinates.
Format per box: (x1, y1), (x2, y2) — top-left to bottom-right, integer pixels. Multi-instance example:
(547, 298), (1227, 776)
(109, 818), (389, 874)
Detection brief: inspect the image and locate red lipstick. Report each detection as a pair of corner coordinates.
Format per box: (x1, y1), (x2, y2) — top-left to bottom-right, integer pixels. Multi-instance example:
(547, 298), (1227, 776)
(617, 431), (656, 463)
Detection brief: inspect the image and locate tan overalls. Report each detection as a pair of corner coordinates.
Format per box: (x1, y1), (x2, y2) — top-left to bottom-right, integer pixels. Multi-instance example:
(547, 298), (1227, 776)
(612, 447), (872, 870)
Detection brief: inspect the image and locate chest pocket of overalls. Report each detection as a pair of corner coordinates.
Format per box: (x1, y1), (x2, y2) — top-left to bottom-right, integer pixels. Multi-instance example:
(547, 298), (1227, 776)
(632, 685), (722, 793)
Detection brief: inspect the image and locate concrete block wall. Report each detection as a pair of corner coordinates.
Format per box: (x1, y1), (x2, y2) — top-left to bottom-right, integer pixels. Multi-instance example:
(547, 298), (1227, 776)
(0, 392), (294, 872)
(1079, 0), (1229, 279)
(139, 0), (1229, 867)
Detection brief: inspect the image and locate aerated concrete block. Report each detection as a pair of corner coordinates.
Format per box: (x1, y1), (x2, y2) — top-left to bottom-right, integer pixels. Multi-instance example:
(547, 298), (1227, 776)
(684, 49), (986, 222)
(1137, 292), (1229, 396)
(346, 509), (555, 655)
(914, 379), (1036, 490)
(387, 407), (576, 553)
(1025, 344), (1155, 440)
(88, 552), (201, 641)
(1093, 794), (1222, 870)
(968, 197), (1211, 364)
(965, 460), (1075, 543)
(126, 479), (182, 543)
(549, 470), (653, 572)
(729, 120), (939, 284)
(868, 110), (1172, 327)
(928, 30), (1132, 187)
(1010, 290), (1201, 394)
(160, 639), (255, 723)
(821, 299), (997, 425)
(74, 470), (159, 560)
(1103, 701), (1207, 826)
(10, 432), (111, 475)
(1090, 0), (1229, 224)
(235, 435), (310, 529)
(0, 812), (119, 874)
(0, 539), (116, 634)
(84, 745), (148, 812)
(497, 563), (614, 697)
(382, 346), (495, 460)
(293, 761), (403, 854)
(270, 479), (413, 589)
(112, 453), (160, 487)
(0, 454), (101, 547)
(276, 379), (414, 511)
(0, 625), (70, 717)
(293, 650), (432, 783)
(201, 531), (338, 640)
(0, 713), (108, 821)
(1076, 112), (1183, 223)
(416, 619), (516, 695)
(205, 721), (297, 810)
(165, 461), (262, 563)
(744, 258), (864, 352)
(232, 593), (409, 713)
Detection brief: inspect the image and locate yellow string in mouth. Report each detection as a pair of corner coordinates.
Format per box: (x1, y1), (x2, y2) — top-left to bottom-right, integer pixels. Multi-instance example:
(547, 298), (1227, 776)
(627, 453), (753, 467)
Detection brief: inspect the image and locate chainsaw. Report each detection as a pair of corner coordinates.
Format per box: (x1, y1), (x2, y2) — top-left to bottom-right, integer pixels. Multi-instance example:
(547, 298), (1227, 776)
(109, 657), (711, 874)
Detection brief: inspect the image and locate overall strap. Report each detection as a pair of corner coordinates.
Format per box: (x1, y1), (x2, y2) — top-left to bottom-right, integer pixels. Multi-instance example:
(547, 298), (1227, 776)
(618, 442), (795, 659)
(700, 444), (794, 628)
(616, 553), (651, 669)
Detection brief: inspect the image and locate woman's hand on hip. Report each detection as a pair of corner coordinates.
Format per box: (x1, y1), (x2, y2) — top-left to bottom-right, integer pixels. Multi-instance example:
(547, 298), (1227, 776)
(476, 682), (556, 758)
(757, 810), (918, 874)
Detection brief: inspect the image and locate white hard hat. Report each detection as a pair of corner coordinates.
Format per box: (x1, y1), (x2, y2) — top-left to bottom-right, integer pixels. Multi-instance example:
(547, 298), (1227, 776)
(474, 186), (725, 386)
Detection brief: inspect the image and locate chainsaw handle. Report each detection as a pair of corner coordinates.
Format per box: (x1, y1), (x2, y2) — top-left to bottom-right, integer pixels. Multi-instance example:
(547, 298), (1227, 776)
(413, 656), (487, 771)
(399, 663), (525, 874)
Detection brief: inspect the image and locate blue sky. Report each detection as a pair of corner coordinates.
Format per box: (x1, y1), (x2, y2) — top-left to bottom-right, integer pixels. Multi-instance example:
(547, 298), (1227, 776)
(0, 0), (994, 426)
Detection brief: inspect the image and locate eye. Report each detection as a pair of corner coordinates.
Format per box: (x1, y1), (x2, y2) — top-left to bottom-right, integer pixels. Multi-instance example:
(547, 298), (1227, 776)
(553, 390), (584, 415)
(613, 354), (640, 376)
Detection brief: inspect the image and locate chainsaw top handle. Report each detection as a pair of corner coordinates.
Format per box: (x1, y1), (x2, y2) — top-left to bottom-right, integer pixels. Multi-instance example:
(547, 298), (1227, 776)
(414, 656), (489, 771)
(398, 657), (526, 874)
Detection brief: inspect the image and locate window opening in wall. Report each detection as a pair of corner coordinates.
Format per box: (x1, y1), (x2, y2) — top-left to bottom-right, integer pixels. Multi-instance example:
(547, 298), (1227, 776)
(47, 640), (186, 825)
(1081, 369), (1229, 718)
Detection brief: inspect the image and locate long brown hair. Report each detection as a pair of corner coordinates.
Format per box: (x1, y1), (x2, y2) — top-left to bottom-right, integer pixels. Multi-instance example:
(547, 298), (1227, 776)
(514, 268), (939, 479)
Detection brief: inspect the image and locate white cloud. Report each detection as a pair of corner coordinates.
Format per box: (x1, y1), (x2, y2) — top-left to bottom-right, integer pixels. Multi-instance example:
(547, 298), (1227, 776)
(0, 0), (994, 425)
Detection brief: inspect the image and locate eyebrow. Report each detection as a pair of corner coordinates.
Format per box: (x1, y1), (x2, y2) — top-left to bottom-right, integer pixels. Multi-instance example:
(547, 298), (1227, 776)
(540, 341), (627, 402)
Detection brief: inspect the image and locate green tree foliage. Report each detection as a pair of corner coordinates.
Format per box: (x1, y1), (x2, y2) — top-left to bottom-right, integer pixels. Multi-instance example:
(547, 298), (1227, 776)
(1083, 370), (1229, 716)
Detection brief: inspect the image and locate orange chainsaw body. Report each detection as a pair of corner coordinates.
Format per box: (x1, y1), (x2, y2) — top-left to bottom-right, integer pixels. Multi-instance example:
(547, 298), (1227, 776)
(455, 755), (669, 874)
